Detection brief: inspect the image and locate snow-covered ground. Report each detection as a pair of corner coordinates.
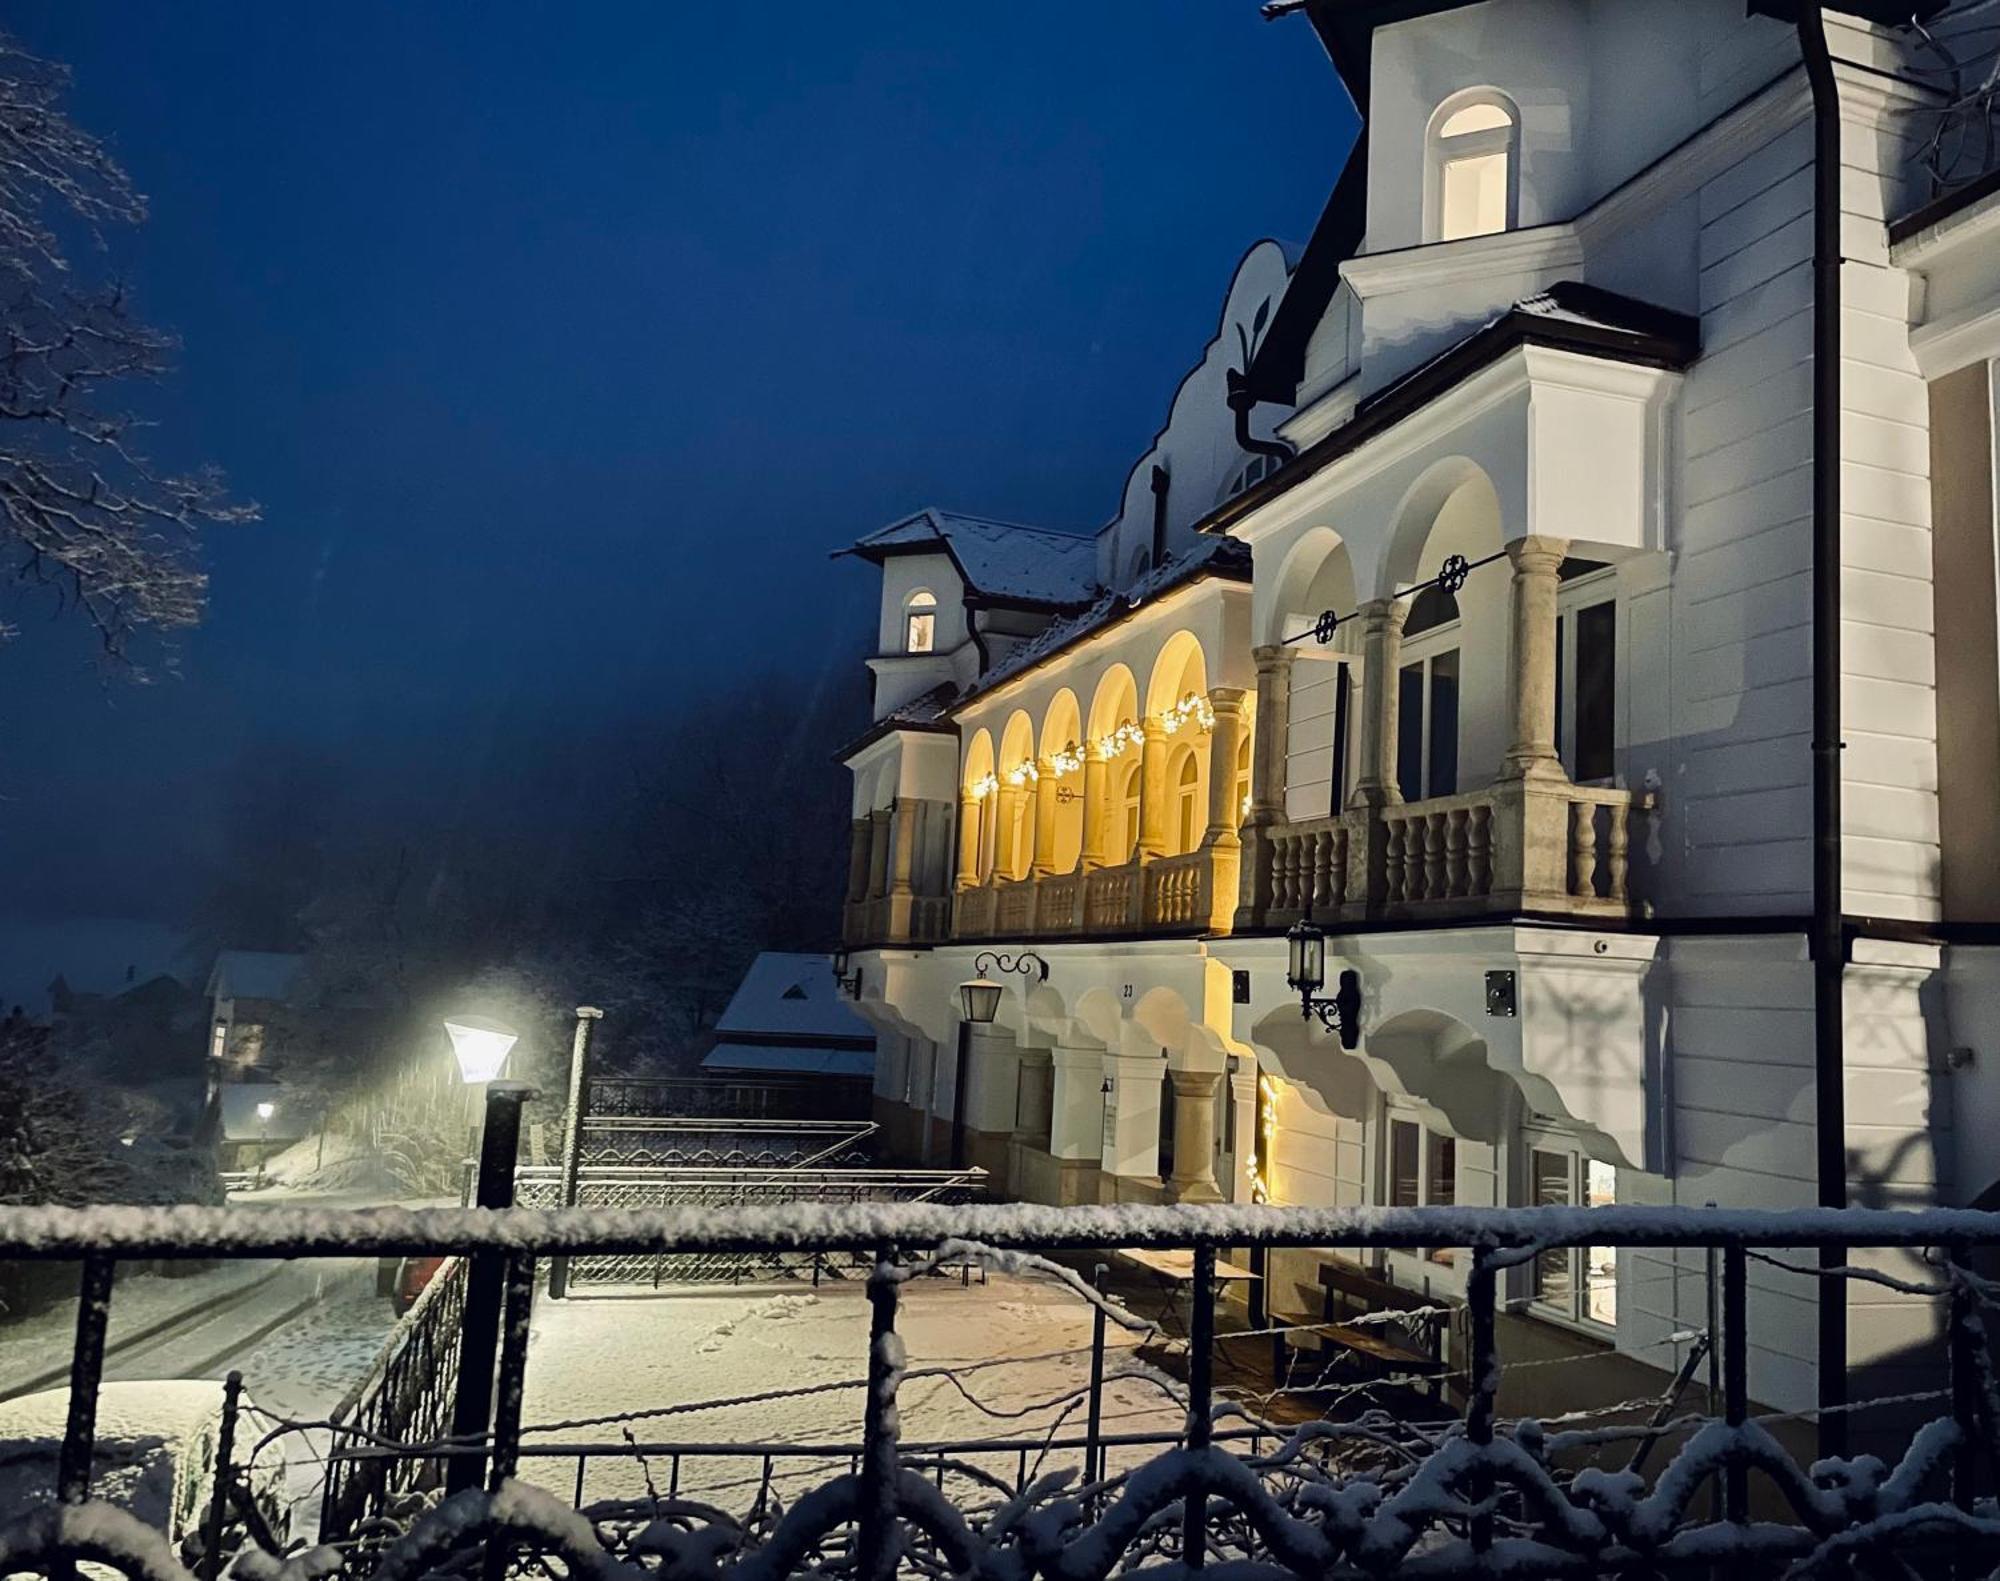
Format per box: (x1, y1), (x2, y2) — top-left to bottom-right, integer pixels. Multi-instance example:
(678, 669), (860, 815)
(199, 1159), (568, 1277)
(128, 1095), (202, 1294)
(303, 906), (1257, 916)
(516, 1269), (1192, 1517)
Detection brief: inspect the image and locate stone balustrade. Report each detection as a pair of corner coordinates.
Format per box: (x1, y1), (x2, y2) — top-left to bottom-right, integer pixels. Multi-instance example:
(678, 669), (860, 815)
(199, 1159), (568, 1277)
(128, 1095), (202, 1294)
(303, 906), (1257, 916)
(945, 846), (1236, 943)
(1247, 780), (1652, 927)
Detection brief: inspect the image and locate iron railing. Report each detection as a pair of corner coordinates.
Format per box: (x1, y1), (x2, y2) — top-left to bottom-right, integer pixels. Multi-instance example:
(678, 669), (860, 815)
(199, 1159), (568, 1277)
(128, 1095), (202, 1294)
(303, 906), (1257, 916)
(589, 1075), (872, 1121)
(8, 1200), (2000, 1580)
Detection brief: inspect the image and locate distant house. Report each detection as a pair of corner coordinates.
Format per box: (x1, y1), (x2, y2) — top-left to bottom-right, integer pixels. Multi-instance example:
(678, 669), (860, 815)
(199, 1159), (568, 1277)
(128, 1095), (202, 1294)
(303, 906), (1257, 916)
(701, 953), (876, 1080)
(213, 1080), (318, 1173)
(204, 950), (308, 1077)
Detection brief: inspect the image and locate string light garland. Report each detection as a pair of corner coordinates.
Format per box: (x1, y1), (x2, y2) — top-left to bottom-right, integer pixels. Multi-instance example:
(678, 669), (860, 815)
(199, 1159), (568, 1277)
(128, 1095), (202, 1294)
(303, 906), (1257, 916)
(1282, 549), (1502, 647)
(1160, 692), (1215, 735)
(1048, 741), (1085, 778)
(969, 772), (999, 801)
(1095, 719), (1144, 761)
(1005, 760), (1039, 788)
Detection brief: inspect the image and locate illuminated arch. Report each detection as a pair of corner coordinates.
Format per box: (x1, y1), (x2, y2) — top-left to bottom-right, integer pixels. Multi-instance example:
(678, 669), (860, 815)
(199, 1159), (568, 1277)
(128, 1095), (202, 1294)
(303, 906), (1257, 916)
(1145, 629), (1209, 720)
(1039, 688), (1084, 874)
(961, 729), (998, 882)
(997, 710), (1038, 881)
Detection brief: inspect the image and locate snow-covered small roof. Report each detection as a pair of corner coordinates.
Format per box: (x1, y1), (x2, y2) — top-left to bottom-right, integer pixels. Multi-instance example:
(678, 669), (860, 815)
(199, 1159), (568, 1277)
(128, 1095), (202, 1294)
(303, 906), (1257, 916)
(0, 915), (194, 1018)
(843, 509), (1100, 607)
(702, 1042), (875, 1077)
(714, 952), (877, 1042)
(216, 1082), (317, 1143)
(207, 950), (306, 1005)
(957, 536), (1251, 706)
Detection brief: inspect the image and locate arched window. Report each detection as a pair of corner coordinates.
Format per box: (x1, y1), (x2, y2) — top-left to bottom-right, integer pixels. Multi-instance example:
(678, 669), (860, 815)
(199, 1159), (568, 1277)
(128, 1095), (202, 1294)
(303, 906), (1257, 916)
(1117, 756), (1143, 861)
(904, 589), (937, 654)
(1427, 92), (1518, 243)
(1173, 747), (1202, 854)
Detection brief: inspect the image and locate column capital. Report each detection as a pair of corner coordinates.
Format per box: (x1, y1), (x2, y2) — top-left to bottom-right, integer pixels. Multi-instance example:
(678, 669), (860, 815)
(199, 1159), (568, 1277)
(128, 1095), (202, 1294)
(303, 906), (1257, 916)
(1167, 1066), (1223, 1098)
(1506, 534), (1571, 575)
(1142, 717), (1169, 744)
(1208, 685), (1248, 717)
(1252, 643), (1296, 674)
(1360, 594), (1411, 635)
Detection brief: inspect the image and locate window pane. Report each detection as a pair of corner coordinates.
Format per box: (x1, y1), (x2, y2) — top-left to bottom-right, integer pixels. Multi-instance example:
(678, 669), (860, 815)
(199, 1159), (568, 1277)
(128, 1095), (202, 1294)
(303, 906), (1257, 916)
(1427, 649), (1459, 798)
(1440, 151), (1509, 240)
(1330, 665), (1351, 815)
(1440, 102), (1512, 137)
(1397, 662), (1425, 802)
(1427, 1133), (1456, 1207)
(906, 611), (935, 653)
(1389, 1119), (1421, 1208)
(1531, 1148), (1573, 1304)
(1575, 600), (1616, 782)
(1586, 1159), (1617, 1326)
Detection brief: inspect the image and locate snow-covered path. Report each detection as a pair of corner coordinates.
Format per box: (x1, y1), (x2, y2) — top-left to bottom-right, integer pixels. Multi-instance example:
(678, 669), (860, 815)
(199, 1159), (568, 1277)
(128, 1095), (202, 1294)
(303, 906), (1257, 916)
(515, 1270), (1191, 1515)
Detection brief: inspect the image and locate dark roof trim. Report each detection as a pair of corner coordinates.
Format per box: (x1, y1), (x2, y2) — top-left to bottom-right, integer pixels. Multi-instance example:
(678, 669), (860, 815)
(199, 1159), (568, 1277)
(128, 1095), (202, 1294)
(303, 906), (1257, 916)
(1205, 282), (1699, 538)
(836, 688), (961, 764)
(1888, 161), (2000, 247)
(952, 553), (1253, 711)
(962, 589), (1099, 616)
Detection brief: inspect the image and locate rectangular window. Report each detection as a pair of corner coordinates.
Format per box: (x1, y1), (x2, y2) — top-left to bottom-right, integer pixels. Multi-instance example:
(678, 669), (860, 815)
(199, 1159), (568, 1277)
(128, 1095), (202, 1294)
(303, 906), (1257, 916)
(1585, 1158), (1618, 1327)
(1440, 151), (1509, 241)
(1388, 1117), (1421, 1208)
(1397, 663), (1425, 803)
(1427, 649), (1459, 797)
(1530, 1148), (1573, 1306)
(1329, 663), (1351, 816)
(1574, 601), (1615, 782)
(906, 611), (935, 653)
(1397, 653), (1460, 801)
(1527, 1137), (1617, 1329)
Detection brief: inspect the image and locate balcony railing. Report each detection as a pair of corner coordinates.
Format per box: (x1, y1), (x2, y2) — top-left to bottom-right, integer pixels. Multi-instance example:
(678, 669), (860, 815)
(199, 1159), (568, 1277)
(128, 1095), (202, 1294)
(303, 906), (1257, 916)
(1253, 778), (1653, 928)
(841, 892), (953, 951)
(9, 1200), (2000, 1581)
(954, 847), (1235, 942)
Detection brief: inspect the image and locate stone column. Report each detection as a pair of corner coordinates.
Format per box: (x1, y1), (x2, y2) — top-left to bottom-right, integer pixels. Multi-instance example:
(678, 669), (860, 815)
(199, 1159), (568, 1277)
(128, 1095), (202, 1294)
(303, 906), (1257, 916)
(1081, 749), (1110, 871)
(1013, 1047), (1055, 1146)
(1204, 689), (1248, 846)
(866, 807), (893, 898)
(1237, 647), (1294, 929)
(1136, 721), (1170, 859)
(1166, 1068), (1224, 1203)
(1030, 760), (1058, 877)
(1500, 535), (1571, 781)
(1048, 1045), (1105, 1160)
(1100, 1050), (1165, 1183)
(845, 818), (872, 903)
(956, 791), (981, 890)
(962, 1025), (1022, 1182)
(1228, 1062), (1260, 1203)
(997, 783), (1027, 878)
(1350, 598), (1410, 808)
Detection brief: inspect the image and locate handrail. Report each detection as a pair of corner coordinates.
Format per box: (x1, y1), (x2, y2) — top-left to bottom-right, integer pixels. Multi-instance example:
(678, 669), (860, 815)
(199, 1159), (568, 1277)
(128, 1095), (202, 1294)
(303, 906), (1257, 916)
(7, 1200), (2000, 1259)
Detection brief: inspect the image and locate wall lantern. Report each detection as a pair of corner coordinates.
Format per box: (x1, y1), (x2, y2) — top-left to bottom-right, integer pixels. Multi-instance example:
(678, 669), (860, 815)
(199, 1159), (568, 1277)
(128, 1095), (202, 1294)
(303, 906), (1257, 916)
(958, 950), (1049, 1025)
(445, 1015), (520, 1085)
(831, 947), (863, 1000)
(1284, 921), (1363, 1050)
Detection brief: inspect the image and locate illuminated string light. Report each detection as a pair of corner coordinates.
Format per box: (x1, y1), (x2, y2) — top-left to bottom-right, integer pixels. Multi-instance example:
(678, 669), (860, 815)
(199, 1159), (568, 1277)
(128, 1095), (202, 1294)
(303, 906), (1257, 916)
(969, 772), (999, 801)
(1005, 760), (1039, 787)
(1049, 741), (1085, 778)
(1095, 719), (1145, 761)
(1160, 692), (1215, 735)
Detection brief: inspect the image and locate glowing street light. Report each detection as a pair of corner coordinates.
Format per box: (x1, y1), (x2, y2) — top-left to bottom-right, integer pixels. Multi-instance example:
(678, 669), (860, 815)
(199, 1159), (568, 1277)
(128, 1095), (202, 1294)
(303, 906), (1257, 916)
(445, 1016), (519, 1085)
(254, 1098), (276, 1188)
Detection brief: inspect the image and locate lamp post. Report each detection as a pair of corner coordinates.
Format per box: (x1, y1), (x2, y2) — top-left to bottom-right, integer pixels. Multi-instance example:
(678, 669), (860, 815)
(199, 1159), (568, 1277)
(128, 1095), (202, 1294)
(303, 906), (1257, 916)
(957, 951), (1049, 1026)
(548, 1006), (603, 1300)
(1284, 920), (1363, 1049)
(253, 1100), (275, 1187)
(445, 1015), (520, 1163)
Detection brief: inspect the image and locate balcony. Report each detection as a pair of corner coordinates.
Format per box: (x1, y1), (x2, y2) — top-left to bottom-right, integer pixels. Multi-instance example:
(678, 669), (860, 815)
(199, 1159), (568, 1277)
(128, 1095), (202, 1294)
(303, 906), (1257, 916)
(953, 844), (1238, 941)
(842, 893), (952, 950)
(1250, 777), (1651, 927)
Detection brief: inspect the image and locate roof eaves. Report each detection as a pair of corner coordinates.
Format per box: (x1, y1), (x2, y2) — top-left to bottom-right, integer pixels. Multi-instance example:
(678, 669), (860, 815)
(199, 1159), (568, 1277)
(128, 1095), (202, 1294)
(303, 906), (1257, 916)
(1205, 284), (1699, 539)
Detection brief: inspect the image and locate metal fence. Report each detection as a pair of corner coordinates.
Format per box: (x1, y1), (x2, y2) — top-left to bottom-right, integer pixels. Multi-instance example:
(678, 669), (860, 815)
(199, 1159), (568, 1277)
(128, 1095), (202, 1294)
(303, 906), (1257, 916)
(510, 1161), (989, 1285)
(589, 1074), (872, 1121)
(317, 1254), (469, 1540)
(9, 1199), (2000, 1580)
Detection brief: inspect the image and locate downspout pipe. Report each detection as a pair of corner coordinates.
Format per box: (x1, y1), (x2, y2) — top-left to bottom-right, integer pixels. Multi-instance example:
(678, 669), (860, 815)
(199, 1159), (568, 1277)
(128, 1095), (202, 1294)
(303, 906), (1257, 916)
(1797, 1), (1848, 1459)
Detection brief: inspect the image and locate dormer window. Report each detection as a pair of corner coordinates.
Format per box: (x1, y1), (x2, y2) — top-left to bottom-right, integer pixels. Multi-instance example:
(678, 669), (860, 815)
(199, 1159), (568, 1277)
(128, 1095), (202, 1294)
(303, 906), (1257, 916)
(904, 589), (937, 654)
(1427, 91), (1518, 243)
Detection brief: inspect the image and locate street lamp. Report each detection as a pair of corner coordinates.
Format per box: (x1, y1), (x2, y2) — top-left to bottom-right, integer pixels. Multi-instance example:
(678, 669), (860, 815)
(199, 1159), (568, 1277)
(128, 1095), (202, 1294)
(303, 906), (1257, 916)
(1284, 921), (1363, 1050)
(958, 951), (1049, 1025)
(445, 1016), (519, 1084)
(254, 1099), (276, 1187)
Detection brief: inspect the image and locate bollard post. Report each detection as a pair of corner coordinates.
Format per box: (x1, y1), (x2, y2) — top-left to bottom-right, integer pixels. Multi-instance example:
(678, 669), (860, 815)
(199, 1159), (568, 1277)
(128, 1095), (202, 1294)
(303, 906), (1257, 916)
(447, 1080), (535, 1496)
(57, 1253), (116, 1506)
(547, 1006), (602, 1300)
(200, 1371), (245, 1581)
(1085, 1262), (1109, 1486)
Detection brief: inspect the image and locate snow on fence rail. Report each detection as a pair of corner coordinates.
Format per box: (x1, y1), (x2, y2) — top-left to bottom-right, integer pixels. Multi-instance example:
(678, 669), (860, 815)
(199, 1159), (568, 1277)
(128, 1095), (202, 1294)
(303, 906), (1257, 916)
(7, 1200), (2000, 1581)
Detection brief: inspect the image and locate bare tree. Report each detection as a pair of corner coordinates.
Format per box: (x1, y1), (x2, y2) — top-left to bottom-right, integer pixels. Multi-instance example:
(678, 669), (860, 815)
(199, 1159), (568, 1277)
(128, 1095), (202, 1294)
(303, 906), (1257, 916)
(0, 32), (253, 670)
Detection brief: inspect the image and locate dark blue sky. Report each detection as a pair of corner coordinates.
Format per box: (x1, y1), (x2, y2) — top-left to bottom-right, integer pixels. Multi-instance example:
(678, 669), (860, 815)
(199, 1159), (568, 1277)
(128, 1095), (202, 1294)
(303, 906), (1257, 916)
(1, 5), (1349, 921)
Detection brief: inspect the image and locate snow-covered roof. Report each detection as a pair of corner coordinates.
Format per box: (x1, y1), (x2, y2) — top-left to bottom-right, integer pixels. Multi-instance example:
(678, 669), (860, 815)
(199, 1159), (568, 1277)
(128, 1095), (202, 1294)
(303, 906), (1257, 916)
(956, 536), (1252, 706)
(206, 950), (306, 1006)
(216, 1082), (317, 1143)
(713, 952), (876, 1042)
(0, 916), (194, 1019)
(702, 1042), (875, 1077)
(844, 509), (1100, 607)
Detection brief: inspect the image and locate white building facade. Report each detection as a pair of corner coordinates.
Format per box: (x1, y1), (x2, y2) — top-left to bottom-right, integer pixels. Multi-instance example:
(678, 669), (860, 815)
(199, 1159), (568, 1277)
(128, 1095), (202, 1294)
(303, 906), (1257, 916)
(837, 0), (2000, 1420)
